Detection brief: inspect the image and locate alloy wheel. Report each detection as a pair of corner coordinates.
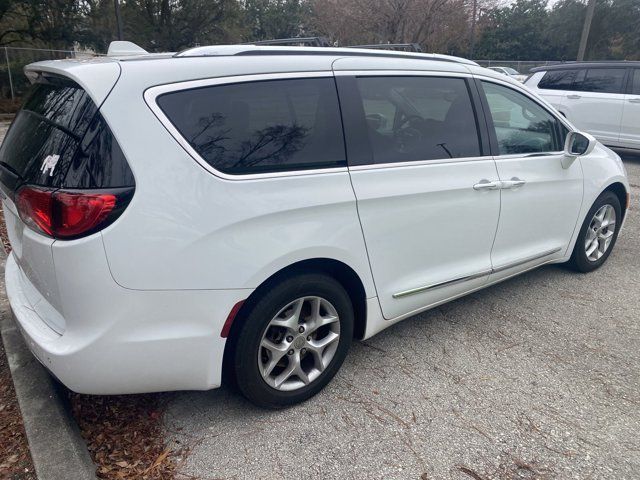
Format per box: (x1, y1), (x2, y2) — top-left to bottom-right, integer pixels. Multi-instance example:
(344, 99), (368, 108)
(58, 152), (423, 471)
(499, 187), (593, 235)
(258, 296), (341, 392)
(585, 204), (616, 262)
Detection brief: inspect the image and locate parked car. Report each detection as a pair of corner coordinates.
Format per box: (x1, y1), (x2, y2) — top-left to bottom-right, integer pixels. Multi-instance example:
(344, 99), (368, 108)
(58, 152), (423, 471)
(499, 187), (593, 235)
(487, 66), (527, 82)
(525, 62), (640, 151)
(0, 42), (629, 408)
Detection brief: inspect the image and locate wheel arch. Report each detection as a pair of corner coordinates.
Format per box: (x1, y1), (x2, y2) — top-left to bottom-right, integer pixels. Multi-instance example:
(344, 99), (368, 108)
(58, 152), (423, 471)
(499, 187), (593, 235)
(221, 257), (368, 382)
(603, 181), (628, 221)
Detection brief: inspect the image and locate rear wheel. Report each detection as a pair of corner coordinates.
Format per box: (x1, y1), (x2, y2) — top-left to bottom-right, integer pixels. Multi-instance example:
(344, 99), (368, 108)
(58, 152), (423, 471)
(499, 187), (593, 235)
(568, 191), (622, 272)
(232, 274), (353, 408)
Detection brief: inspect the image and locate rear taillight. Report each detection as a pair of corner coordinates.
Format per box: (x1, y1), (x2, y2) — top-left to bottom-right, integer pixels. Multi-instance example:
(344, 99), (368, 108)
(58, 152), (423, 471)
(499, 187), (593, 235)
(15, 186), (55, 236)
(16, 185), (133, 239)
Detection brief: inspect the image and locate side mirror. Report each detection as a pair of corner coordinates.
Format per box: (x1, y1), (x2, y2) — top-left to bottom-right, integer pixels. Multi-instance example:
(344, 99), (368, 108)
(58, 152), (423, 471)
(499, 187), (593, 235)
(562, 131), (596, 168)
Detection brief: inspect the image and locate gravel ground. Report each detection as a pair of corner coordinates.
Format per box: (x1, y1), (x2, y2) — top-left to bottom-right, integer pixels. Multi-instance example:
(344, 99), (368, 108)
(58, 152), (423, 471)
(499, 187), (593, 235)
(166, 153), (640, 480)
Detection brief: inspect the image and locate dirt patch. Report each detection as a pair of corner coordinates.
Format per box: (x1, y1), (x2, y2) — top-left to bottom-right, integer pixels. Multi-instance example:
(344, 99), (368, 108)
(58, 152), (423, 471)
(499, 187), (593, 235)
(69, 392), (182, 480)
(0, 335), (36, 479)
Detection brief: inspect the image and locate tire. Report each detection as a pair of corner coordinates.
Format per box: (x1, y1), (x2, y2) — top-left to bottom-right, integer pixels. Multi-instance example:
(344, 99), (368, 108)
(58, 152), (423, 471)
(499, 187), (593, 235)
(568, 191), (622, 273)
(232, 273), (353, 408)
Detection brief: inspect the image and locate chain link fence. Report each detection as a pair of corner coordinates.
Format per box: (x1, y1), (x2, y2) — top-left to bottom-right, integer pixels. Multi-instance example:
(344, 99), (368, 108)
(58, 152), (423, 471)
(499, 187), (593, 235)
(0, 47), (96, 113)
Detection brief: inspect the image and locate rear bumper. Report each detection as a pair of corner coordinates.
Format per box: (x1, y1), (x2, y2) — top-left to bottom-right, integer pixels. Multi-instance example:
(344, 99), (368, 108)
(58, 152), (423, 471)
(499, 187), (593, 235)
(5, 252), (249, 394)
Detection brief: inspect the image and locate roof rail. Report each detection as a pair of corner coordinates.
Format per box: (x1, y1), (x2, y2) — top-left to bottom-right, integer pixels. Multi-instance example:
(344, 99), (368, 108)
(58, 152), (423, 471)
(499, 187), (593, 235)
(246, 37), (332, 47)
(175, 44), (477, 66)
(347, 43), (423, 53)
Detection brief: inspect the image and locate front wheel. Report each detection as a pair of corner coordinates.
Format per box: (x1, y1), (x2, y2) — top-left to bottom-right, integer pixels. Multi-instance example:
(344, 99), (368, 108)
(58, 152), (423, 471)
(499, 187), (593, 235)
(232, 274), (353, 408)
(568, 191), (622, 272)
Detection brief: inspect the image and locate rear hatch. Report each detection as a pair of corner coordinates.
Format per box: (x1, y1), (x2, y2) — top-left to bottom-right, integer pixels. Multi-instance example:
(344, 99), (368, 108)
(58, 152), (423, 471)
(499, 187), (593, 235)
(0, 70), (134, 333)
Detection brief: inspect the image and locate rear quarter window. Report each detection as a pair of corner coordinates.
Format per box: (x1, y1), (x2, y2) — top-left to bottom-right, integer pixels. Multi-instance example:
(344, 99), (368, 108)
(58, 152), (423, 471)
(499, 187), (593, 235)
(156, 77), (346, 175)
(538, 69), (579, 91)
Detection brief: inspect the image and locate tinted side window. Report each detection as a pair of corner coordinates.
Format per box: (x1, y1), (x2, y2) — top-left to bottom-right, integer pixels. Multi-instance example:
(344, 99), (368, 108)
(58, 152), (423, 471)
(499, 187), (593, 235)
(157, 78), (346, 175)
(574, 68), (626, 94)
(538, 69), (578, 90)
(632, 69), (640, 95)
(355, 76), (481, 164)
(482, 82), (564, 155)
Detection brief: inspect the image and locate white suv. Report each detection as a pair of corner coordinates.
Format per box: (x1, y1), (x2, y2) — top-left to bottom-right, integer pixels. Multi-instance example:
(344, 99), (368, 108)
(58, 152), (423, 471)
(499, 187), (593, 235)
(525, 62), (640, 150)
(0, 43), (629, 407)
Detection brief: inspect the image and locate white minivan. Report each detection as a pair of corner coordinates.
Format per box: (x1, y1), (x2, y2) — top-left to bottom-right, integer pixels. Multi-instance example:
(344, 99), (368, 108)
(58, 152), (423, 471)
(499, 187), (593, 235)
(0, 43), (629, 407)
(525, 62), (640, 151)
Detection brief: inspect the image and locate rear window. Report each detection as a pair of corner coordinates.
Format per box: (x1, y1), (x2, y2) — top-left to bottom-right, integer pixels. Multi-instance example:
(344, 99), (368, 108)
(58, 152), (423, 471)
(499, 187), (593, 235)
(538, 69), (579, 90)
(156, 78), (346, 175)
(0, 75), (134, 190)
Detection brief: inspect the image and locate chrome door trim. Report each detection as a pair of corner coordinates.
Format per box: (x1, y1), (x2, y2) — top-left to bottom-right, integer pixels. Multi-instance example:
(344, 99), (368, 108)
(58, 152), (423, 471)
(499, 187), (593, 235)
(143, 71), (349, 181)
(392, 247), (562, 299)
(491, 247), (562, 274)
(495, 151), (564, 161)
(392, 269), (492, 299)
(348, 155), (493, 171)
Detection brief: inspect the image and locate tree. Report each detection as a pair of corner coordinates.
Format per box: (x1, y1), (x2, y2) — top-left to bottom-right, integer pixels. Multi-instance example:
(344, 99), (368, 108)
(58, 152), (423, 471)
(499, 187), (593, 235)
(77, 0), (244, 52)
(311, 0), (470, 52)
(0, 0), (639, 59)
(590, 0), (640, 59)
(474, 0), (550, 60)
(242, 0), (311, 41)
(544, 0), (585, 60)
(0, 0), (83, 48)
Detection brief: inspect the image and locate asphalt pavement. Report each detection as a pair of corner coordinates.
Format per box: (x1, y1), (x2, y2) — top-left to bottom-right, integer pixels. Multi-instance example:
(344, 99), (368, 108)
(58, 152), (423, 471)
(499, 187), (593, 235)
(166, 152), (640, 480)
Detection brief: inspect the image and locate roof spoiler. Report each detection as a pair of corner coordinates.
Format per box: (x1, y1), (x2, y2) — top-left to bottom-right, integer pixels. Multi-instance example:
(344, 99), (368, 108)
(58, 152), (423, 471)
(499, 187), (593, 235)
(107, 41), (148, 57)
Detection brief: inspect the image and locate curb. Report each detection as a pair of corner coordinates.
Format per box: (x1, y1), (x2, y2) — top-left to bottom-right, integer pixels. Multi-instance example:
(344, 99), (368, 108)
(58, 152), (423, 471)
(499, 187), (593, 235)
(0, 252), (97, 480)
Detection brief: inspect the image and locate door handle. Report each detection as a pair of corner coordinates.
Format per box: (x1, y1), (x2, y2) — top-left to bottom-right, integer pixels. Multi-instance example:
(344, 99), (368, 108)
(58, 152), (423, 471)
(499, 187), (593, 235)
(473, 180), (501, 190)
(567, 94), (581, 99)
(629, 98), (640, 104)
(502, 177), (526, 189)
